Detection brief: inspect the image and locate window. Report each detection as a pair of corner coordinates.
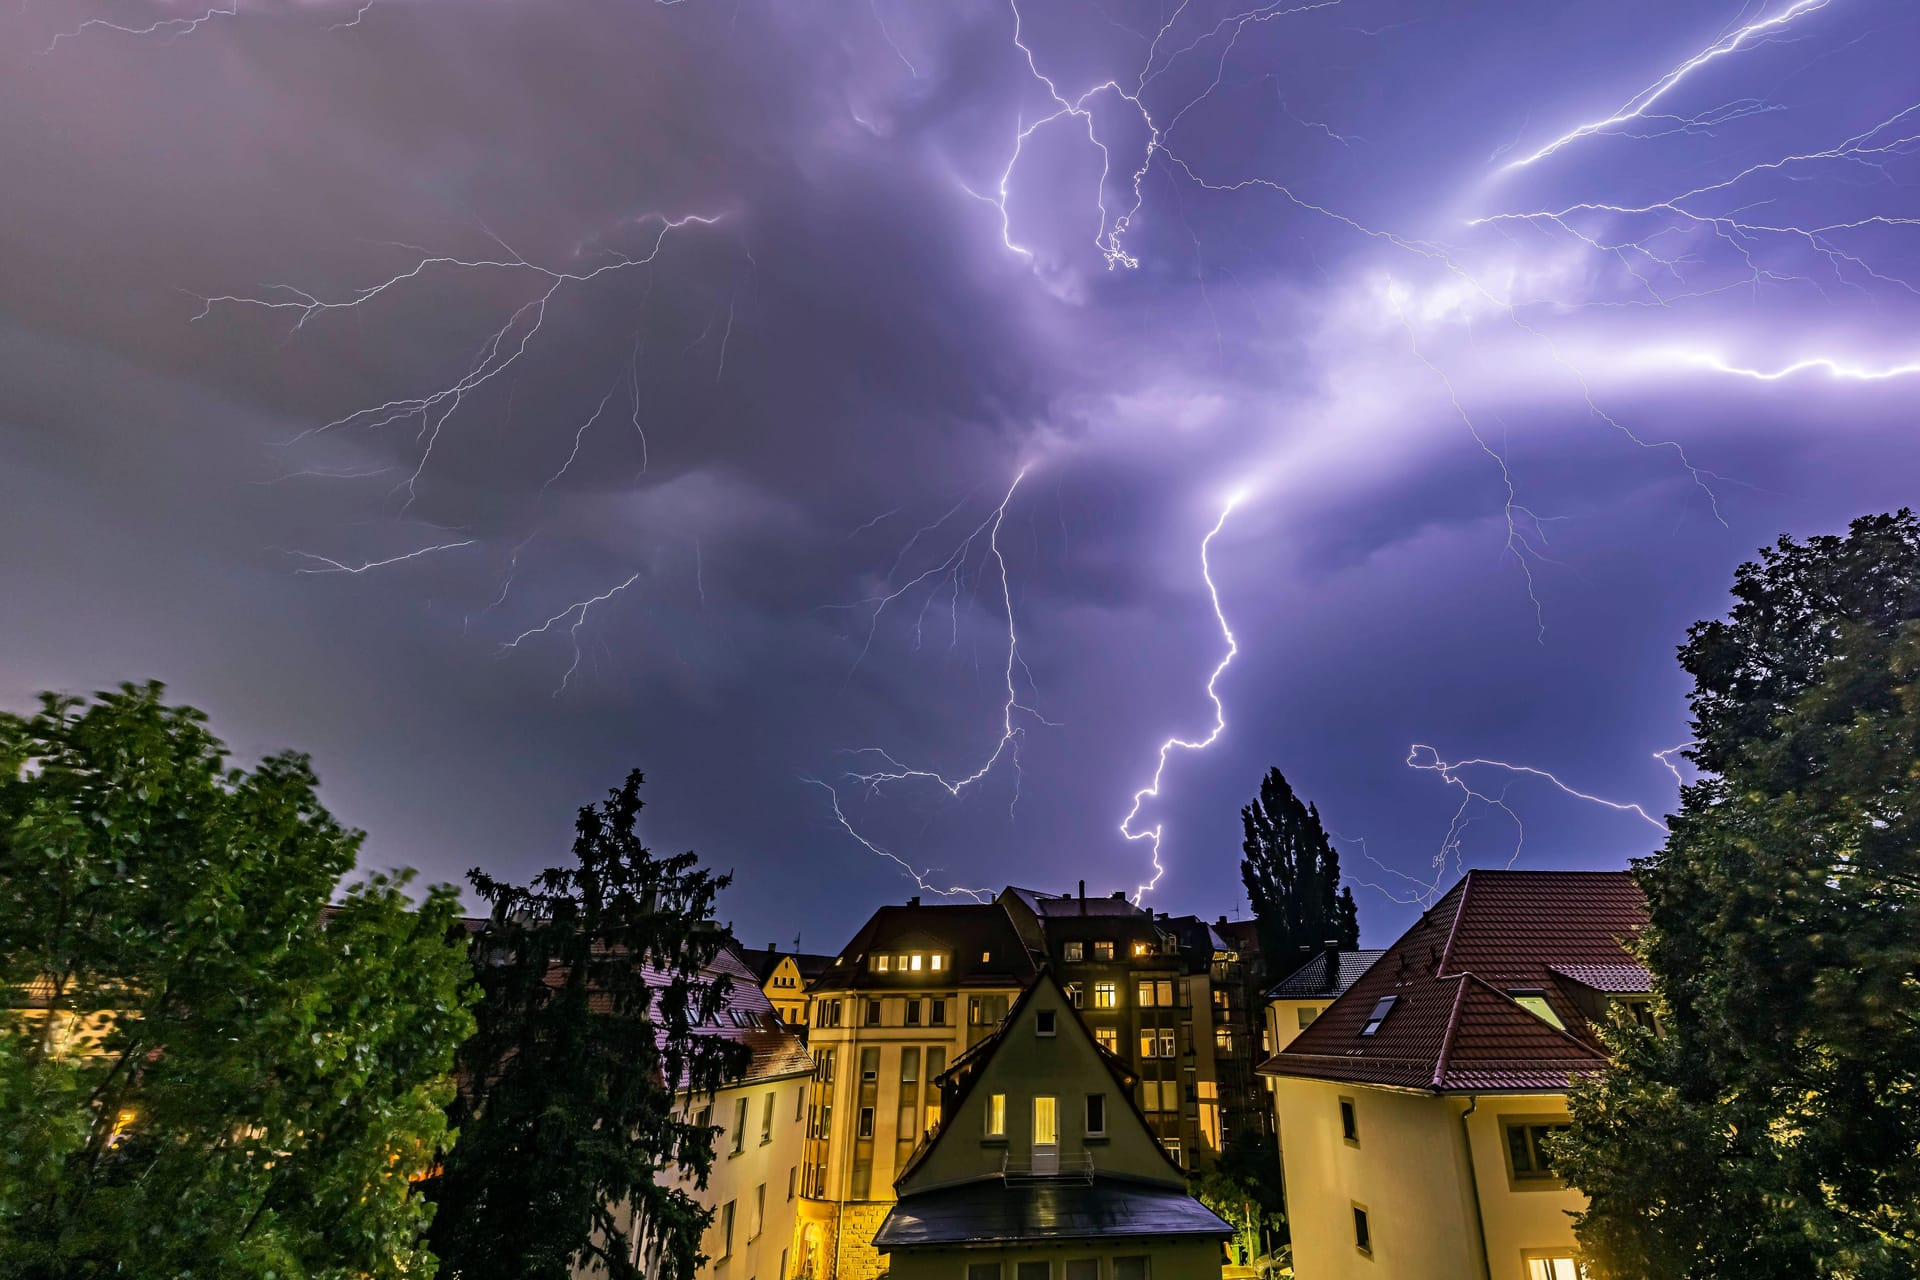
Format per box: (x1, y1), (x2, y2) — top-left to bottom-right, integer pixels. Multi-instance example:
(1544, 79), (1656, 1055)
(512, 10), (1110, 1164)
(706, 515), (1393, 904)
(1163, 1139), (1182, 1167)
(1017, 1263), (1050, 1280)
(909, 953), (924, 972)
(1092, 982), (1118, 1009)
(1036, 1009), (1057, 1037)
(967, 1265), (1003, 1280)
(815, 1048), (836, 1082)
(816, 999), (841, 1028)
(1140, 1080), (1179, 1112)
(1340, 1097), (1358, 1144)
(1297, 1006), (1318, 1029)
(732, 1098), (749, 1154)
(1213, 988), (1230, 1009)
(1065, 1261), (1099, 1280)
(1524, 1256), (1584, 1280)
(787, 1165), (797, 1200)
(750, 1183), (765, 1241)
(1033, 1096), (1058, 1146)
(1157, 1030), (1176, 1058)
(762, 1092), (776, 1143)
(1063, 941), (1084, 962)
(1351, 1203), (1371, 1255)
(980, 951), (991, 963)
(905, 999), (922, 1026)
(797, 1085), (806, 1122)
(1617, 998), (1658, 1032)
(719, 1200), (735, 1259)
(1138, 1030), (1159, 1059)
(1132, 940), (1150, 957)
(1093, 941), (1114, 960)
(875, 954), (891, 972)
(1065, 983), (1083, 1007)
(858, 1107), (875, 1139)
(930, 998), (947, 1026)
(985, 1093), (1007, 1137)
(1359, 995), (1397, 1036)
(901, 1047), (920, 1083)
(1085, 1094), (1106, 1136)
(866, 999), (883, 1027)
(931, 953), (945, 971)
(1506, 1121), (1569, 1181)
(818, 1103), (833, 1137)
(1094, 1027), (1118, 1053)
(860, 1047), (879, 1082)
(781, 1248), (790, 1280)
(1113, 1258), (1149, 1280)
(695, 1104), (713, 1131)
(1508, 988), (1567, 1030)
(1215, 1026), (1235, 1056)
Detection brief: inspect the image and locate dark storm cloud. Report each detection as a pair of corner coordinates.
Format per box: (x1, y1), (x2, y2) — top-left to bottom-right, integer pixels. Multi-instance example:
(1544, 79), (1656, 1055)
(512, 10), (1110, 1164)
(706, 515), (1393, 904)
(3, 0), (1918, 948)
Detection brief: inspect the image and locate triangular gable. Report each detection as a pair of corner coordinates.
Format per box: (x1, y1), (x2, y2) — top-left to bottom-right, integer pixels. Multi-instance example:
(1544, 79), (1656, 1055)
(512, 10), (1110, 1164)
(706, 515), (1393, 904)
(897, 969), (1183, 1194)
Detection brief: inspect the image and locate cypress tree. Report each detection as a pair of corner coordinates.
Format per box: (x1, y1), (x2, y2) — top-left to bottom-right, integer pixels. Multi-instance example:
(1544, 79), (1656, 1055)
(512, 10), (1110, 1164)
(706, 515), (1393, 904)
(1239, 767), (1361, 968)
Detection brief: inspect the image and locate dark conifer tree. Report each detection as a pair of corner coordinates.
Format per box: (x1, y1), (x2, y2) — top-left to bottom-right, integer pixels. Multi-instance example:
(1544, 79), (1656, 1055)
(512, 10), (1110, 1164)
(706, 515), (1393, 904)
(1238, 767), (1360, 969)
(427, 770), (748, 1280)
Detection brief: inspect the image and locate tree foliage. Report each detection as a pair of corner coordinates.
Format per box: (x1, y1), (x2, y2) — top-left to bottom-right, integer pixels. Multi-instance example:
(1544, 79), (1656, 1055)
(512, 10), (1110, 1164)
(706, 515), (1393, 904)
(0, 682), (474, 1279)
(1558, 512), (1920, 1278)
(1239, 767), (1359, 968)
(426, 770), (748, 1280)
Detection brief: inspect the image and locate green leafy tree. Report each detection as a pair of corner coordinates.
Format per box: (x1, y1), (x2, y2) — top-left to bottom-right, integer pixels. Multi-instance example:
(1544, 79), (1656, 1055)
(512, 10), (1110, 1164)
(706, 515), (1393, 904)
(426, 770), (748, 1280)
(1239, 767), (1360, 969)
(1558, 512), (1920, 1277)
(0, 681), (475, 1279)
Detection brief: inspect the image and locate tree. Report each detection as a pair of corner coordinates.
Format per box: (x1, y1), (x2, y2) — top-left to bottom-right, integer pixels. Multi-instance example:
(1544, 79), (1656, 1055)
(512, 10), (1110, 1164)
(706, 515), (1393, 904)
(0, 682), (475, 1279)
(1239, 767), (1359, 970)
(426, 770), (748, 1280)
(1557, 512), (1920, 1278)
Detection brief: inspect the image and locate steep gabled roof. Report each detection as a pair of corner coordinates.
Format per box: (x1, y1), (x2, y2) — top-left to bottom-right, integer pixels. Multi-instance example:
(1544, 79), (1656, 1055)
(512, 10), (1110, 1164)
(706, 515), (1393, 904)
(1258, 870), (1646, 1093)
(740, 944), (835, 986)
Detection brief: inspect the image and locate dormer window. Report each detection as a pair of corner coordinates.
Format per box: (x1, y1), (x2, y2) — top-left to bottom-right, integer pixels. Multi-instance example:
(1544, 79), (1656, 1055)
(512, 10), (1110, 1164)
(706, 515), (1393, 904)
(909, 953), (924, 972)
(875, 954), (891, 973)
(1359, 995), (1397, 1037)
(930, 953), (945, 971)
(1508, 989), (1566, 1030)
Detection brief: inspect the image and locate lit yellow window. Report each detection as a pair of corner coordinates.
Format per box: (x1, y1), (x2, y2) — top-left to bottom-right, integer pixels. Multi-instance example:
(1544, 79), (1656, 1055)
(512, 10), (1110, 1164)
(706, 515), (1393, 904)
(930, 954), (945, 971)
(985, 1093), (1007, 1137)
(910, 954), (924, 972)
(1034, 1096), (1058, 1146)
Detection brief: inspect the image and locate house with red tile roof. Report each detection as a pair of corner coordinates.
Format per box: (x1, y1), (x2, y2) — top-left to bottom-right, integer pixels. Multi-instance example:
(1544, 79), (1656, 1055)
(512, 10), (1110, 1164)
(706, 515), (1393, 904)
(1256, 869), (1649, 1280)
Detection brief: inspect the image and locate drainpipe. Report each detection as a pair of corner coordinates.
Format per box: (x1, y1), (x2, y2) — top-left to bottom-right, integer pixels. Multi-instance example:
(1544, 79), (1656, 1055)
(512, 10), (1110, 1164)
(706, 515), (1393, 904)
(1459, 1095), (1493, 1280)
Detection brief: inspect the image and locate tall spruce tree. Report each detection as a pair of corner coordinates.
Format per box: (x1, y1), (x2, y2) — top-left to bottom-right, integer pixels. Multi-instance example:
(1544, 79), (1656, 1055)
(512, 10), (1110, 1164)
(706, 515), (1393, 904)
(426, 770), (748, 1280)
(1239, 767), (1360, 969)
(1556, 511), (1920, 1278)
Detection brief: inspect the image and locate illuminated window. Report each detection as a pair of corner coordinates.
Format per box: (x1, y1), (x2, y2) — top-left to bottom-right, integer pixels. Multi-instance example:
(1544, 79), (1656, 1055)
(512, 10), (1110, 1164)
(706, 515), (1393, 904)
(1525, 1257), (1584, 1280)
(1063, 941), (1084, 962)
(981, 950), (991, 963)
(909, 953), (924, 972)
(930, 953), (945, 971)
(1093, 982), (1118, 1009)
(1093, 941), (1114, 960)
(1094, 1027), (1118, 1053)
(1508, 988), (1566, 1030)
(985, 1093), (1007, 1137)
(1156, 1029), (1175, 1058)
(875, 954), (891, 972)
(1138, 1030), (1159, 1059)
(1132, 940), (1150, 957)
(1359, 995), (1396, 1037)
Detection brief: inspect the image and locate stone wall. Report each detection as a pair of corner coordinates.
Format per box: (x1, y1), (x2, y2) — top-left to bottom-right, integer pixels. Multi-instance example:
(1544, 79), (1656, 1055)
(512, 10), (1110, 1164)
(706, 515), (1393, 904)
(791, 1197), (893, 1280)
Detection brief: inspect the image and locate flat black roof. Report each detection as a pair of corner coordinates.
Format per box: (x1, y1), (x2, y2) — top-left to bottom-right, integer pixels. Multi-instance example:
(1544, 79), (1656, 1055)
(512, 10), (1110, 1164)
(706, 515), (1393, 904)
(872, 1178), (1229, 1249)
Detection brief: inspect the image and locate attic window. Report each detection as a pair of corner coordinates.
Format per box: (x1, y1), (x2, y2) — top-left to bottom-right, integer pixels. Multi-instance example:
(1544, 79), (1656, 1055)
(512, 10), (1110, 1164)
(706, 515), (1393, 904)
(875, 954), (891, 972)
(1508, 989), (1566, 1030)
(1358, 995), (1397, 1037)
(981, 950), (991, 963)
(930, 954), (945, 971)
(1035, 1009), (1057, 1037)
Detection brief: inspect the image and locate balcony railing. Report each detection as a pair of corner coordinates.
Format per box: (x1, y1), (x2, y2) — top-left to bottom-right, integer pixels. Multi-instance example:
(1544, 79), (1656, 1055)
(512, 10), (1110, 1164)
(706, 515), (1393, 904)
(1001, 1150), (1095, 1186)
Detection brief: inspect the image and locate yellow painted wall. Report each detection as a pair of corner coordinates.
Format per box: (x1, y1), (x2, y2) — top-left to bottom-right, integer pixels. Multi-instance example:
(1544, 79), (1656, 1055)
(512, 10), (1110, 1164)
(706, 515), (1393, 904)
(682, 1072), (814, 1280)
(1272, 1077), (1484, 1280)
(1465, 1095), (1585, 1279)
(1265, 997), (1331, 1054)
(763, 957), (810, 1027)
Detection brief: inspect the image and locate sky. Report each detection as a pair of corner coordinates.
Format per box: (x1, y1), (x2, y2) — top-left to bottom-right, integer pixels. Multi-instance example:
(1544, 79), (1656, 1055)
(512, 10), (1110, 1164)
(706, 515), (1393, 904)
(3, 0), (1916, 954)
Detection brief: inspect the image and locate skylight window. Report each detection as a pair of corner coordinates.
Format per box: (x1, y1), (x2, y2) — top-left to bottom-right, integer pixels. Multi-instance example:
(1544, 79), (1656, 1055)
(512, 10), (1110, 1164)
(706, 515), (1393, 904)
(1358, 995), (1397, 1037)
(1507, 989), (1566, 1030)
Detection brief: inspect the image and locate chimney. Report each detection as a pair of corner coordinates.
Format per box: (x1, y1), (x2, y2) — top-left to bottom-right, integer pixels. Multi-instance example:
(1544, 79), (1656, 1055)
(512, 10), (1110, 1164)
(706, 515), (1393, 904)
(908, 895), (921, 908)
(1078, 880), (1086, 915)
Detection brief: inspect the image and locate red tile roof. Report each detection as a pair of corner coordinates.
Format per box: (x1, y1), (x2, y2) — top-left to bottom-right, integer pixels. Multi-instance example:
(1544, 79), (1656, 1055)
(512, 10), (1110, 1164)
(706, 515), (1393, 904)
(1257, 870), (1647, 1093)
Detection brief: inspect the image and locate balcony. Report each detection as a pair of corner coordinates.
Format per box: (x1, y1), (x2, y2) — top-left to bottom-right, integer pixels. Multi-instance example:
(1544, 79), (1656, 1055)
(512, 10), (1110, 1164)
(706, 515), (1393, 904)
(1000, 1150), (1095, 1186)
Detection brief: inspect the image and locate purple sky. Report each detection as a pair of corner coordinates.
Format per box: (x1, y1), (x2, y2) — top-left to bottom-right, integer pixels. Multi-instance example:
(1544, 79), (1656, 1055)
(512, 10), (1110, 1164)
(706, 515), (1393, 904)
(3, 0), (1915, 952)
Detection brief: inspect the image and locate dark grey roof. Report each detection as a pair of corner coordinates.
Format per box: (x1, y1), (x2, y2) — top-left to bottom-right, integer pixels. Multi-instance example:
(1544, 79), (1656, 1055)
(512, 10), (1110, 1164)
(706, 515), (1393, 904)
(813, 903), (1038, 991)
(872, 1178), (1230, 1249)
(1266, 949), (1387, 999)
(1005, 886), (1146, 919)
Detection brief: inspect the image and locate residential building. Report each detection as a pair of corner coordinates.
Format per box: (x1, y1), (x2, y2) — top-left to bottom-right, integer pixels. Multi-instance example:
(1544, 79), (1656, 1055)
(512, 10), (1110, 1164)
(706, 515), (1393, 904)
(747, 944), (834, 1029)
(1262, 946), (1385, 1057)
(794, 898), (1038, 1280)
(873, 969), (1230, 1280)
(1258, 870), (1648, 1280)
(617, 942), (816, 1280)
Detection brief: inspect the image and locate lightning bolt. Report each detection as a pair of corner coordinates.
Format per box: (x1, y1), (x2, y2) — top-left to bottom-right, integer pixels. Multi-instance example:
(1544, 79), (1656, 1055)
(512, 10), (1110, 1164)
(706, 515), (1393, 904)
(284, 538), (475, 575)
(1502, 0), (1841, 170)
(805, 779), (992, 904)
(1119, 494), (1240, 905)
(500, 571), (642, 695)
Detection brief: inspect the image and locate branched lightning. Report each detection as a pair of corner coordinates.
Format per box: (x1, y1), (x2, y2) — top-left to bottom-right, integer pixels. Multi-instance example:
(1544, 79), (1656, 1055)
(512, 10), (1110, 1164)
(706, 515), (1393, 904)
(500, 571), (642, 695)
(1118, 495), (1240, 905)
(805, 778), (992, 903)
(285, 538), (475, 575)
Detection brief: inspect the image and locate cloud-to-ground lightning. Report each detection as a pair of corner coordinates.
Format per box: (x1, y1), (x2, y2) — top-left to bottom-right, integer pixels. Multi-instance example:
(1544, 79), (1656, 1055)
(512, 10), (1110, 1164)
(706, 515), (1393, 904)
(1503, 0), (1840, 170)
(1118, 494), (1240, 904)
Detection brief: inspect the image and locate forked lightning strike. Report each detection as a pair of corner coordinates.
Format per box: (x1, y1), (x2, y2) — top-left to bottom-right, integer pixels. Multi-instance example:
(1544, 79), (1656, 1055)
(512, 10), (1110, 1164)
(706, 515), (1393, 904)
(1119, 495), (1240, 905)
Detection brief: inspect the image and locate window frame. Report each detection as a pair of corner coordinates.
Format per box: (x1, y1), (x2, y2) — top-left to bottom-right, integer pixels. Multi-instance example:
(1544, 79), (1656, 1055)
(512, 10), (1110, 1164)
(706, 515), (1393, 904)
(1351, 1202), (1371, 1256)
(1359, 995), (1397, 1037)
(1339, 1096), (1359, 1146)
(1085, 1093), (1106, 1137)
(984, 1092), (1007, 1139)
(1501, 1114), (1572, 1191)
(1092, 981), (1118, 1009)
(1036, 1009), (1057, 1037)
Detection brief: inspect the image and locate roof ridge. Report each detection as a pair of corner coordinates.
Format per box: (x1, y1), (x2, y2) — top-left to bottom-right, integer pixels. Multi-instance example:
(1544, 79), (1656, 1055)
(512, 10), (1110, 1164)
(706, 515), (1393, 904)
(1430, 975), (1470, 1090)
(1436, 872), (1474, 977)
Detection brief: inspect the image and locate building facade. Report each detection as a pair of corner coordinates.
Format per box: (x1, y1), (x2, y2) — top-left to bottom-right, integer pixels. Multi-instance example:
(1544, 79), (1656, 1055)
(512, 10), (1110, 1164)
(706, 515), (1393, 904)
(793, 900), (1037, 1280)
(1258, 870), (1648, 1280)
(873, 970), (1230, 1280)
(746, 945), (833, 1029)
